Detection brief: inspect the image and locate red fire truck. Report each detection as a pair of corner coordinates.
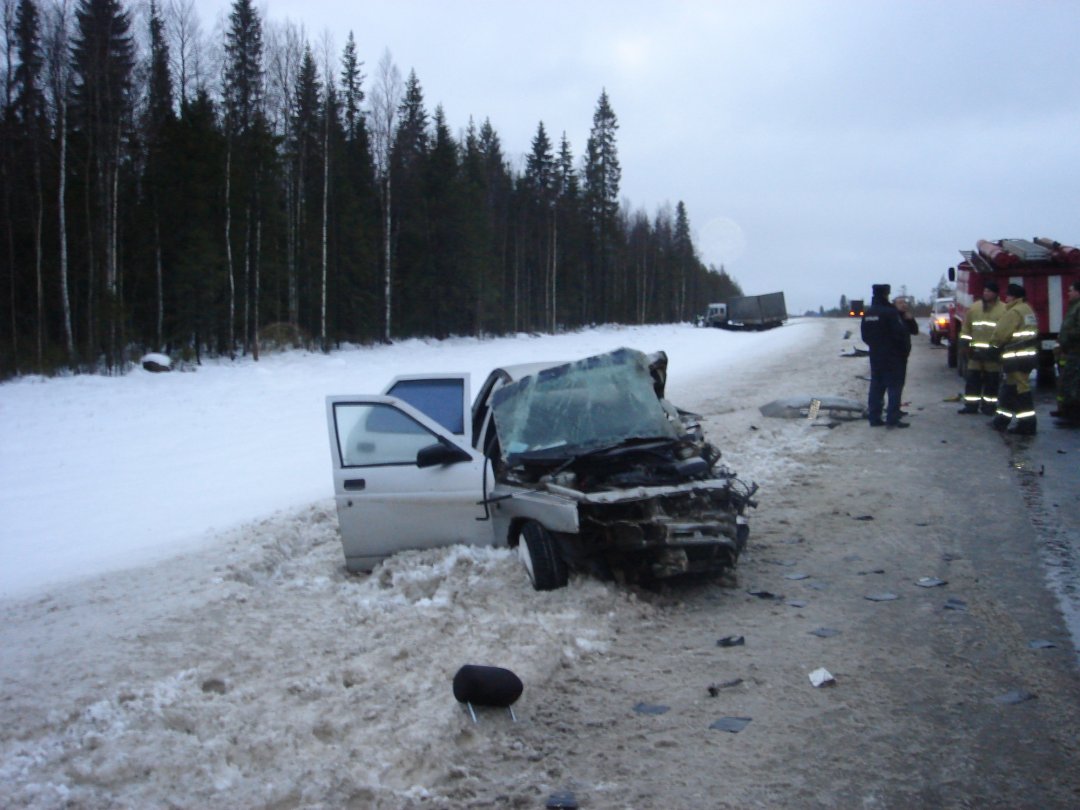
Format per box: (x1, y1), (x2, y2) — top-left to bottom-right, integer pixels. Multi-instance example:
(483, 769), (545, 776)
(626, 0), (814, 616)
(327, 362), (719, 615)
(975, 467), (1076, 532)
(947, 237), (1080, 386)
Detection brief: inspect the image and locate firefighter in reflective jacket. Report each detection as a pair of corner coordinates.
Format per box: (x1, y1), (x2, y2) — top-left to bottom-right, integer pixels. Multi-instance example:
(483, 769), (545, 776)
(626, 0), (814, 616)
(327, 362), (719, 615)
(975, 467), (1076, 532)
(957, 280), (1006, 415)
(989, 283), (1040, 435)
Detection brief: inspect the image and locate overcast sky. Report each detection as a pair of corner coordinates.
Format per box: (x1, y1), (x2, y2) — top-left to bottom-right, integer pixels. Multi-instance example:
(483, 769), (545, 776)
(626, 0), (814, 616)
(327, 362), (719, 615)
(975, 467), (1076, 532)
(194, 0), (1080, 314)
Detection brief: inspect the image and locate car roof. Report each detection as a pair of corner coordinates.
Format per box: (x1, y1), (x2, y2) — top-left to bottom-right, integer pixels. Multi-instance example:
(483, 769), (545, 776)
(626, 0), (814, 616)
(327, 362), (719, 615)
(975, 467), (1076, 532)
(493, 360), (568, 383)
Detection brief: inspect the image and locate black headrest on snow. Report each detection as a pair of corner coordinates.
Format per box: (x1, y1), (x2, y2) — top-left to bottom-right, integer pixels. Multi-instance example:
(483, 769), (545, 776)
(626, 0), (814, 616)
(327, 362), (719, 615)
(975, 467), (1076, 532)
(452, 665), (523, 707)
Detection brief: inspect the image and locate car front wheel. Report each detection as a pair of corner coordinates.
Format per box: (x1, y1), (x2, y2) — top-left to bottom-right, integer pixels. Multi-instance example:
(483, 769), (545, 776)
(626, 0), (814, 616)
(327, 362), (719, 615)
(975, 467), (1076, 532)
(518, 521), (569, 591)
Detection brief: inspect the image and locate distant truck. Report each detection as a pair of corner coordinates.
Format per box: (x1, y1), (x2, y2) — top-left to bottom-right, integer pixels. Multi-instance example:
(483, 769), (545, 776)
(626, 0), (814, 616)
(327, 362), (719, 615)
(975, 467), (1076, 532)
(847, 299), (865, 317)
(705, 292), (787, 331)
(947, 237), (1080, 386)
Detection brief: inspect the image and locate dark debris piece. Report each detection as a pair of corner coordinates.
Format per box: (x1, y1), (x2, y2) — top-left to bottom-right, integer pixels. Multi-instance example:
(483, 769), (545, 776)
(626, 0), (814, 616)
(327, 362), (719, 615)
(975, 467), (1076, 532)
(809, 627), (841, 638)
(707, 679), (744, 697)
(865, 592), (899, 602)
(1028, 639), (1058, 649)
(943, 597), (968, 611)
(852, 515), (875, 521)
(993, 690), (1037, 705)
(547, 791), (579, 809)
(710, 716), (752, 733)
(858, 569), (886, 576)
(633, 702), (670, 715)
(747, 589), (783, 601)
(787, 599), (809, 608)
(717, 635), (745, 648)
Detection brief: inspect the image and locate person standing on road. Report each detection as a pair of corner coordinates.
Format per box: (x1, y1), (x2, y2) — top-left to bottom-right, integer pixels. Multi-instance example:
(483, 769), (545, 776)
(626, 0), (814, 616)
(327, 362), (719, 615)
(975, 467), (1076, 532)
(894, 296), (919, 397)
(861, 284), (911, 428)
(1052, 279), (1080, 425)
(957, 281), (1006, 415)
(989, 283), (1039, 435)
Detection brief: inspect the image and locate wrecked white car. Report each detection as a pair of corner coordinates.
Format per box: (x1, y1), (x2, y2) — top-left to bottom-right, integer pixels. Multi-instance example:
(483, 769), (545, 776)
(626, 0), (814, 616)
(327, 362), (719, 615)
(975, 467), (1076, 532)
(326, 347), (757, 590)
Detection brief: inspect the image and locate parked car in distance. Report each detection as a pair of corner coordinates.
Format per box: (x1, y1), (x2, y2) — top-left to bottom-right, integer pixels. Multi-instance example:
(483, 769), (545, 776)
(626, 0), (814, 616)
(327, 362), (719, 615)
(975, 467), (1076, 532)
(325, 348), (758, 590)
(929, 296), (955, 345)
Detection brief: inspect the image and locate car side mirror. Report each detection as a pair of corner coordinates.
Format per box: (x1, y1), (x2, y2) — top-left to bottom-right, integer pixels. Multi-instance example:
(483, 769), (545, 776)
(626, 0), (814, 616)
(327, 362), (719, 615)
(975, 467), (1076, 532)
(417, 438), (472, 468)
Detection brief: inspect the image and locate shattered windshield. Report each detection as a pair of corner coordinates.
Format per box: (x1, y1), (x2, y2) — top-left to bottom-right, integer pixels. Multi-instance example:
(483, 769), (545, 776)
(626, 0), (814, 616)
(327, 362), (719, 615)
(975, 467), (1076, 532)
(490, 348), (679, 461)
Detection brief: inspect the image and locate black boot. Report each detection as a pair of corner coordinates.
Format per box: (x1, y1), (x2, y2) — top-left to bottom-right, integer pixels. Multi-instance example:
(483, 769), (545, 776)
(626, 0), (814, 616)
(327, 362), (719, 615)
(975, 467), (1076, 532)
(1053, 404), (1080, 425)
(1007, 420), (1037, 436)
(1008, 391), (1037, 435)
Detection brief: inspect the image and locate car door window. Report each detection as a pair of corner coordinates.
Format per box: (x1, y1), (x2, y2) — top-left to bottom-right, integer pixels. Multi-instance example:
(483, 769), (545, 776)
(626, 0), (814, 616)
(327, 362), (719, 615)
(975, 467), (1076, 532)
(333, 402), (439, 467)
(385, 378), (466, 434)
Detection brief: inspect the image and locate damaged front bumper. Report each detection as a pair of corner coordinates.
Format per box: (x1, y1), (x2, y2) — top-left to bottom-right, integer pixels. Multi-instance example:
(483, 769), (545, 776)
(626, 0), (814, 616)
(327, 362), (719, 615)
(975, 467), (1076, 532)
(491, 476), (757, 581)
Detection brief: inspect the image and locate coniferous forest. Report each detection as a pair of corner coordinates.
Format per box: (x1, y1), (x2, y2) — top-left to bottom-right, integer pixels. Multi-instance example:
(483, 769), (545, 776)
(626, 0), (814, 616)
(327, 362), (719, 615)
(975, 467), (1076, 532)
(0, 0), (742, 378)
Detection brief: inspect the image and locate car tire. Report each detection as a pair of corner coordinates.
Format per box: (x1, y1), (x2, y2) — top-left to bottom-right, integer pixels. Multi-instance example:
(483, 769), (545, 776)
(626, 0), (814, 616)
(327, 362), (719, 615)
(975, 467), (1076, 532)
(518, 521), (568, 591)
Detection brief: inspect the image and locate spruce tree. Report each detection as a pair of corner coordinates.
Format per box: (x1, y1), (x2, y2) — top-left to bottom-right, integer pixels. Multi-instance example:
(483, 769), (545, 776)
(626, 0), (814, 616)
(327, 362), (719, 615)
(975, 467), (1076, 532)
(673, 202), (692, 320)
(426, 104), (463, 337)
(13, 0), (47, 368)
(524, 121), (555, 330)
(144, 0), (175, 350)
(583, 89), (620, 322)
(390, 69), (429, 335)
(339, 31), (363, 142)
(71, 0), (135, 369)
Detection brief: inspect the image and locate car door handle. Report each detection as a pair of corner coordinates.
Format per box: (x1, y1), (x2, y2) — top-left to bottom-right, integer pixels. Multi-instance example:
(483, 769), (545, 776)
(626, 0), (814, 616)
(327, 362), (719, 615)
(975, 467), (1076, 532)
(344, 479), (366, 491)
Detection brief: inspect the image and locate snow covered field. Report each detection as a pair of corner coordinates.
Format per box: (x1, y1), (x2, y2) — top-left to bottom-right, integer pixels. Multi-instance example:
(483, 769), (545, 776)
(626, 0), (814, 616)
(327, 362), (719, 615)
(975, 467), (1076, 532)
(0, 321), (812, 599)
(5, 318), (1079, 809)
(0, 318), (843, 808)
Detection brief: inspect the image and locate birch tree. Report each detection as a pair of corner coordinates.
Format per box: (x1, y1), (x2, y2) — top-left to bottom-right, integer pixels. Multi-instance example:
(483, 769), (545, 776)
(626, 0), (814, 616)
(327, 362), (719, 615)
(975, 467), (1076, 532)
(368, 48), (399, 342)
(222, 0), (263, 356)
(45, 0), (74, 360)
(318, 30), (333, 350)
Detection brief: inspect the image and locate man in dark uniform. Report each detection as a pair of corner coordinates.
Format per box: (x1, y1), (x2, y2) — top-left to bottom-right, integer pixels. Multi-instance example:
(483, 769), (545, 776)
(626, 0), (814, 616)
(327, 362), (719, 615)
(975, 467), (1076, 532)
(861, 283), (911, 428)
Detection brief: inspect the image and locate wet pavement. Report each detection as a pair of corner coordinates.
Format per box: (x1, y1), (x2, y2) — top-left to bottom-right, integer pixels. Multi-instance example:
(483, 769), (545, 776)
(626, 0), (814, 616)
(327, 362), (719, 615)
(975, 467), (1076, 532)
(1003, 388), (1080, 662)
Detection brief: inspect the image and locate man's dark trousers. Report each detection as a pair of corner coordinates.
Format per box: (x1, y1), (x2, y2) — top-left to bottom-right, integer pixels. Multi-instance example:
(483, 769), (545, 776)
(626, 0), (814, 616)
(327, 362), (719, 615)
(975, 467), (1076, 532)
(868, 355), (904, 425)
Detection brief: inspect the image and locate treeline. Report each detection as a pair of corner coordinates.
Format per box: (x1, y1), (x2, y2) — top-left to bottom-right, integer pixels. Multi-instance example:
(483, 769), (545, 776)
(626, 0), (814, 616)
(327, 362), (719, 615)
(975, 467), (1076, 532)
(0, 0), (741, 378)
